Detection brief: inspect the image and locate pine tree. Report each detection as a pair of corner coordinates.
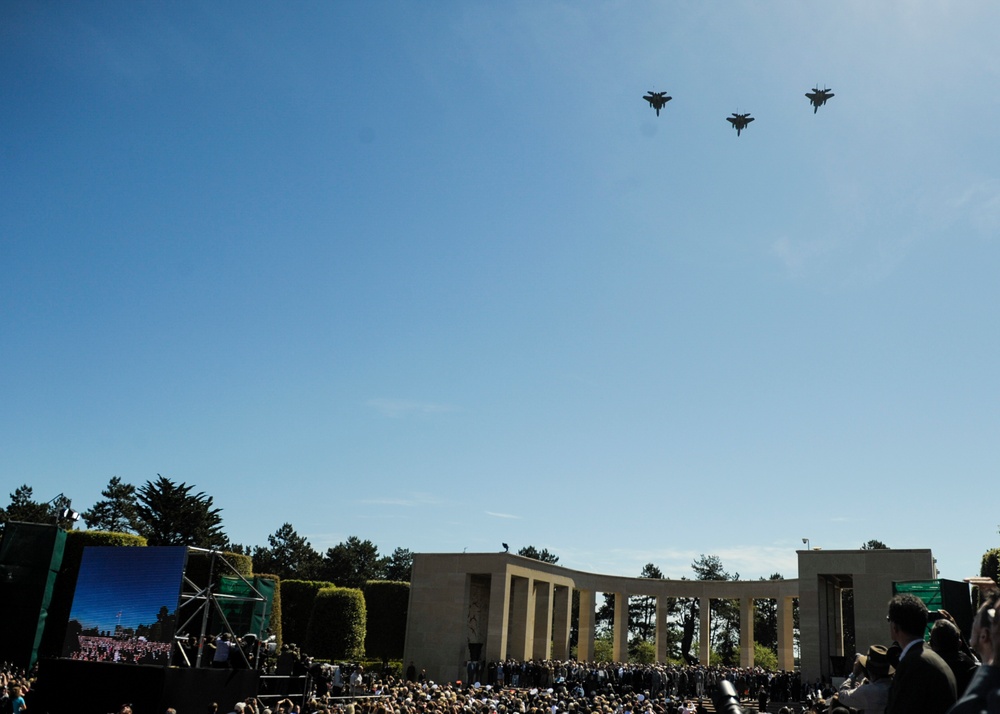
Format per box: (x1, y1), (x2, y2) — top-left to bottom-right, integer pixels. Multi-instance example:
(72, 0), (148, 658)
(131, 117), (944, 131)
(320, 536), (380, 588)
(377, 547), (414, 581)
(0, 485), (69, 526)
(251, 522), (323, 580)
(81, 476), (140, 533)
(135, 475), (227, 548)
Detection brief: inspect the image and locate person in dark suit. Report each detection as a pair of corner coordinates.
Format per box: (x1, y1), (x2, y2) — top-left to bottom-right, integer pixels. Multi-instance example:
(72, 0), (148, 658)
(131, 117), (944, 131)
(947, 592), (1000, 714)
(885, 593), (957, 714)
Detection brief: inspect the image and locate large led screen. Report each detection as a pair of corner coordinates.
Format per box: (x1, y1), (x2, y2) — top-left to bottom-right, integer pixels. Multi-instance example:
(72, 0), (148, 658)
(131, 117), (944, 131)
(62, 546), (188, 665)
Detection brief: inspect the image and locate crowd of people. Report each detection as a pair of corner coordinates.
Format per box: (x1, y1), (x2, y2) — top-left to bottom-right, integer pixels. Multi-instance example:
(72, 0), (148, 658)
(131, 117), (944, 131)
(0, 662), (30, 714)
(11, 592), (1000, 714)
(69, 635), (174, 665)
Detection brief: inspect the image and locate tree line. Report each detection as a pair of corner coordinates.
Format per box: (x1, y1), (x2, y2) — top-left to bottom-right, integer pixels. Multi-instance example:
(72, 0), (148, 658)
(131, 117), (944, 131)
(0, 477), (414, 587)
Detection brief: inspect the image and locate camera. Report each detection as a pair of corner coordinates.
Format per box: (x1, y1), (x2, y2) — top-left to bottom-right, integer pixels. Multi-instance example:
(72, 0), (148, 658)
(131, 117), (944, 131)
(712, 680), (746, 714)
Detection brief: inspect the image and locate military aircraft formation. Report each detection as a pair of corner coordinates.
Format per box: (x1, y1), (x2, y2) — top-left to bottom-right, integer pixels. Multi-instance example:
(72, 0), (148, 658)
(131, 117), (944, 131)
(642, 85), (834, 136)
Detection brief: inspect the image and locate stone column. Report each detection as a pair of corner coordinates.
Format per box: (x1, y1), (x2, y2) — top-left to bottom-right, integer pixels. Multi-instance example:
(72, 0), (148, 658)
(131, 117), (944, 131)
(655, 596), (669, 662)
(486, 571), (512, 661)
(552, 585), (572, 660)
(533, 580), (553, 660)
(578, 589), (595, 662)
(817, 577), (830, 678)
(739, 597), (754, 667)
(508, 576), (535, 660)
(699, 597), (711, 665)
(776, 596), (794, 672)
(833, 584), (845, 657)
(613, 591), (629, 663)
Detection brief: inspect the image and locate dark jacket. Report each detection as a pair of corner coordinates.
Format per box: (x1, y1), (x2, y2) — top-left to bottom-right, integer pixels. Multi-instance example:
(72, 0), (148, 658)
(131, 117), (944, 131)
(886, 641), (957, 714)
(948, 664), (1000, 714)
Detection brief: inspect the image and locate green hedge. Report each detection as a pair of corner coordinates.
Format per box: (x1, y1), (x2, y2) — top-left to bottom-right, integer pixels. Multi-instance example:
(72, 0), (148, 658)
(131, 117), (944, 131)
(362, 580), (409, 661)
(980, 549), (1000, 607)
(253, 572), (283, 648)
(280, 579), (335, 647)
(41, 530), (147, 658)
(185, 549), (253, 590)
(304, 586), (366, 660)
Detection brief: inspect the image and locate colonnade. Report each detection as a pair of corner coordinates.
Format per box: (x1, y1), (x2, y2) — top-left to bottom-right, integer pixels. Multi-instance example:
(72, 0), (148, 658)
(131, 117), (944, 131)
(404, 548), (939, 685)
(486, 569), (796, 671)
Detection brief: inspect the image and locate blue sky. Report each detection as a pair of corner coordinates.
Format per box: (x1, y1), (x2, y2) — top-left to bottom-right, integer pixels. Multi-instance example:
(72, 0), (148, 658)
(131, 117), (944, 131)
(3, 2), (999, 583)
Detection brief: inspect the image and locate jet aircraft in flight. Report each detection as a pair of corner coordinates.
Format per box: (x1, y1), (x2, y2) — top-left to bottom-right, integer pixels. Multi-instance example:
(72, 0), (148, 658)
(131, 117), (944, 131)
(643, 90), (672, 116)
(805, 87), (834, 113)
(727, 112), (754, 136)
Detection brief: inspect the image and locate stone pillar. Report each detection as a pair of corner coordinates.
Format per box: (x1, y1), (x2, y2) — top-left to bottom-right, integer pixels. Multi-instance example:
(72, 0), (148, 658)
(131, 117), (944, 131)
(578, 589), (595, 662)
(776, 596), (794, 672)
(486, 571), (512, 661)
(552, 585), (572, 659)
(613, 591), (629, 663)
(739, 597), (754, 667)
(833, 584), (845, 657)
(533, 580), (553, 660)
(817, 577), (830, 678)
(699, 597), (711, 665)
(508, 576), (535, 660)
(655, 596), (669, 662)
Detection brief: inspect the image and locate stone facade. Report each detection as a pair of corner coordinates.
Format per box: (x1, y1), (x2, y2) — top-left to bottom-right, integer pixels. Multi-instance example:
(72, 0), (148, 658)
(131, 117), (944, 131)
(403, 548), (940, 684)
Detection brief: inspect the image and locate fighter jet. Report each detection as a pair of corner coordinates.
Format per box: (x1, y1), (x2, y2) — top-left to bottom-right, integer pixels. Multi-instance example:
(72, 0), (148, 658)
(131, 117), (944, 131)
(643, 90), (672, 116)
(726, 112), (754, 136)
(805, 87), (834, 113)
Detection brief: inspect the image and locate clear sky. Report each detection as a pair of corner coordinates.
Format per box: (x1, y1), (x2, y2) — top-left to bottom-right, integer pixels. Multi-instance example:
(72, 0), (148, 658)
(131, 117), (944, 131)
(3, 2), (999, 584)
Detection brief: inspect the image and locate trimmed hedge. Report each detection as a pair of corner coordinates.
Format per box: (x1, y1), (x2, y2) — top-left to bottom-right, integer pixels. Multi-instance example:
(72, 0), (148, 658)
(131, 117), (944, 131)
(362, 580), (409, 661)
(185, 549), (253, 590)
(280, 579), (335, 648)
(304, 586), (366, 660)
(253, 572), (283, 648)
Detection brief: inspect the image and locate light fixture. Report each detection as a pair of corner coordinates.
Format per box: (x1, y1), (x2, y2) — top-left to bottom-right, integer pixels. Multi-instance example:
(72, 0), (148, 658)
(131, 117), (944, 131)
(802, 538), (810, 550)
(59, 507), (80, 522)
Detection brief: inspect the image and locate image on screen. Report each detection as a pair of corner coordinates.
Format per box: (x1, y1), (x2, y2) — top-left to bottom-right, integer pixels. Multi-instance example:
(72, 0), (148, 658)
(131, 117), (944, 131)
(62, 546), (188, 665)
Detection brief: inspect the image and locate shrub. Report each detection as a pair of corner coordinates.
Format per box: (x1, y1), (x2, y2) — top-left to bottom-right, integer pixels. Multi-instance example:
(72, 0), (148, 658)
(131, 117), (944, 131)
(362, 580), (409, 662)
(753, 641), (778, 670)
(253, 572), (282, 648)
(281, 579), (335, 648)
(305, 586), (366, 660)
(185, 549), (253, 589)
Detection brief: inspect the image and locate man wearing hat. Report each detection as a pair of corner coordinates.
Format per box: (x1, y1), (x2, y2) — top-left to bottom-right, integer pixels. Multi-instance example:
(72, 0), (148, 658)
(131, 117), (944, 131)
(830, 644), (893, 714)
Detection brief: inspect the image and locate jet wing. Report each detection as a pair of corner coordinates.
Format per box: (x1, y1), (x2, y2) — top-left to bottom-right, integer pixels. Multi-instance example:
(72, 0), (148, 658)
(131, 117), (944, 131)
(745, 116), (755, 123)
(726, 117), (737, 125)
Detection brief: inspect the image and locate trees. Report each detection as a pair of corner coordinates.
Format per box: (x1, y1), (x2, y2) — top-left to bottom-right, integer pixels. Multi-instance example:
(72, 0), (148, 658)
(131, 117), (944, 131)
(0, 485), (77, 529)
(861, 539), (890, 550)
(377, 547), (414, 582)
(251, 523), (323, 581)
(81, 476), (139, 533)
(517, 546), (559, 564)
(687, 555), (740, 665)
(632, 563), (664, 643)
(135, 475), (227, 548)
(321, 536), (381, 588)
(1, 485), (53, 525)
